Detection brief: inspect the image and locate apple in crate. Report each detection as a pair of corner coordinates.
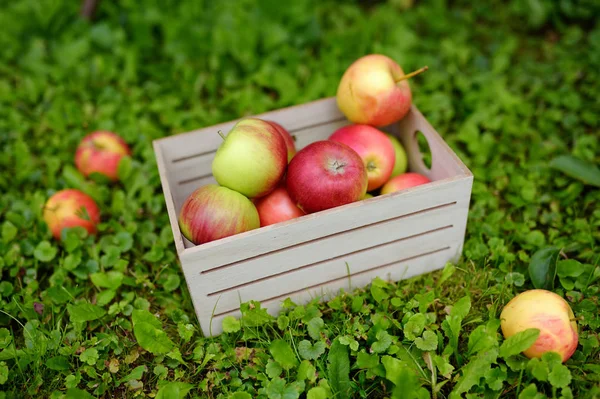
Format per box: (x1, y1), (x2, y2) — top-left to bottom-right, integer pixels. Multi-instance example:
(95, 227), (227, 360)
(286, 140), (368, 214)
(380, 172), (431, 195)
(253, 184), (305, 227)
(75, 131), (131, 181)
(178, 184), (260, 245)
(386, 133), (408, 177)
(329, 124), (396, 191)
(500, 289), (578, 363)
(212, 118), (287, 198)
(43, 189), (101, 240)
(336, 54), (427, 127)
(268, 120), (297, 163)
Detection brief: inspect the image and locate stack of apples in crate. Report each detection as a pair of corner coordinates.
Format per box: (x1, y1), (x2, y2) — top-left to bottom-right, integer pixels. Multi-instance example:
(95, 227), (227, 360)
(178, 54), (430, 245)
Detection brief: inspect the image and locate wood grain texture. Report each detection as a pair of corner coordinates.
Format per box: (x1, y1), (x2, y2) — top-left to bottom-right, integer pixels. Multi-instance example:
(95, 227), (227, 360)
(202, 243), (460, 336)
(195, 225), (458, 318)
(152, 96), (474, 337)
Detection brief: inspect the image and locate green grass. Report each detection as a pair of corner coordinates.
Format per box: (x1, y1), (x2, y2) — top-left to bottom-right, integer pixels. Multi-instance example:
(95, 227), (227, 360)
(1, 0), (599, 398)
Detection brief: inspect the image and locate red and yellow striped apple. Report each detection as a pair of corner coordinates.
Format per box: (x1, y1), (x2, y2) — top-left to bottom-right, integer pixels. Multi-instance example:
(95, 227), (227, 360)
(43, 189), (101, 239)
(380, 172), (431, 195)
(75, 131), (131, 181)
(178, 184), (260, 245)
(212, 118), (287, 198)
(253, 184), (305, 227)
(336, 54), (427, 127)
(329, 124), (396, 191)
(286, 140), (368, 214)
(500, 289), (578, 363)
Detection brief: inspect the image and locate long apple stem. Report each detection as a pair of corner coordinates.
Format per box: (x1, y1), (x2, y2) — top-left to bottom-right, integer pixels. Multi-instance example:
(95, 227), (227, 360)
(395, 66), (429, 83)
(217, 130), (226, 140)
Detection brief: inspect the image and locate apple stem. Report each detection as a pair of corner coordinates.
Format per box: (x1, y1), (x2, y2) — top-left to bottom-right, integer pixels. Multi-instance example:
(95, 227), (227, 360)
(217, 130), (226, 140)
(395, 66), (429, 83)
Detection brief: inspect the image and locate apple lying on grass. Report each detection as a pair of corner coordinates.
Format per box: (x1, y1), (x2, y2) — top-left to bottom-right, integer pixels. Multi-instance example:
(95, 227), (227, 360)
(286, 140), (368, 214)
(329, 124), (396, 191)
(212, 118), (288, 198)
(500, 289), (578, 363)
(380, 172), (431, 195)
(178, 184), (260, 245)
(336, 54), (428, 127)
(75, 131), (131, 181)
(43, 189), (101, 240)
(253, 184), (305, 227)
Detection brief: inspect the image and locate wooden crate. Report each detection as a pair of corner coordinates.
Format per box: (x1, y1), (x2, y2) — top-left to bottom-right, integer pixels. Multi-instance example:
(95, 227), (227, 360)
(153, 97), (473, 336)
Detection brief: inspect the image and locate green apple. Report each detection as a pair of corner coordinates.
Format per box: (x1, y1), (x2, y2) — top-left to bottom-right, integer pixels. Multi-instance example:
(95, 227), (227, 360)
(386, 133), (408, 177)
(212, 118), (288, 198)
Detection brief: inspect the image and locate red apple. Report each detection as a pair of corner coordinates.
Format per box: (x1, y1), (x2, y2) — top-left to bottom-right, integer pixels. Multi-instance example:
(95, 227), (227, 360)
(380, 172), (431, 195)
(253, 184), (305, 227)
(75, 131), (132, 181)
(268, 120), (297, 163)
(178, 184), (260, 245)
(212, 118), (287, 198)
(329, 124), (396, 191)
(286, 140), (368, 214)
(43, 189), (101, 240)
(336, 54), (427, 126)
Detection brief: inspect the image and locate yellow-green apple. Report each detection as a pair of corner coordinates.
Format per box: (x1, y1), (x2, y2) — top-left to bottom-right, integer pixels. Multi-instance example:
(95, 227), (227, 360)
(268, 120), (297, 163)
(380, 172), (431, 195)
(500, 289), (578, 363)
(212, 118), (287, 198)
(253, 184), (305, 227)
(336, 54), (428, 126)
(43, 189), (101, 240)
(362, 193), (374, 199)
(386, 133), (408, 177)
(75, 131), (131, 181)
(329, 124), (396, 191)
(286, 140), (368, 214)
(178, 184), (260, 245)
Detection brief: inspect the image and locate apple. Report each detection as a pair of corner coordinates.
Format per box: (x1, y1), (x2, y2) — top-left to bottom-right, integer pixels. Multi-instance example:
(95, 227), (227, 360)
(212, 118), (288, 198)
(329, 124), (396, 191)
(253, 184), (305, 227)
(43, 189), (101, 240)
(75, 131), (132, 181)
(500, 289), (578, 363)
(336, 54), (428, 126)
(386, 133), (408, 177)
(268, 120), (297, 163)
(362, 193), (374, 199)
(380, 172), (431, 195)
(286, 140), (368, 214)
(178, 184), (260, 245)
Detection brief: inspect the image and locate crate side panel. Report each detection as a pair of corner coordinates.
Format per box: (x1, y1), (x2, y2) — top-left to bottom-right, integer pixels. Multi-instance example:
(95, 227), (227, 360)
(180, 177), (472, 271)
(391, 105), (472, 180)
(200, 244), (457, 336)
(187, 201), (463, 294)
(193, 226), (460, 317)
(153, 141), (186, 256)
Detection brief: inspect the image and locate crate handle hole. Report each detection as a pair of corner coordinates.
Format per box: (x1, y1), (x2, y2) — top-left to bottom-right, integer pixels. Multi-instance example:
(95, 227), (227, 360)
(414, 130), (433, 170)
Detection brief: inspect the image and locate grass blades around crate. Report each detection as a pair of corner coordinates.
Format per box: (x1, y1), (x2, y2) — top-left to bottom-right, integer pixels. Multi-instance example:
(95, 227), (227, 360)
(0, 0), (599, 398)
